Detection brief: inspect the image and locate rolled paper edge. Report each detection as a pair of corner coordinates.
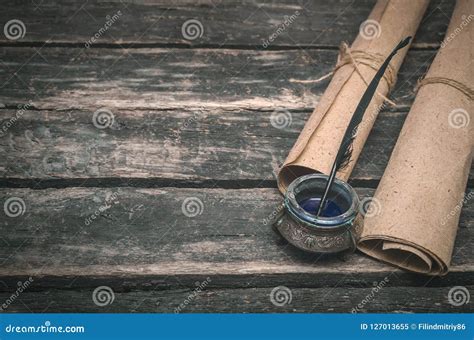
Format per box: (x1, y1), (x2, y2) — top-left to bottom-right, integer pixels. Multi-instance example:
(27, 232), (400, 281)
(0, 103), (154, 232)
(358, 236), (448, 276)
(382, 241), (433, 272)
(278, 165), (321, 193)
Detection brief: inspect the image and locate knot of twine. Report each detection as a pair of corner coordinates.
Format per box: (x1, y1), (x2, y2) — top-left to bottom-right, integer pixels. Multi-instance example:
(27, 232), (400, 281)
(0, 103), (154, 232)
(335, 42), (397, 93)
(415, 77), (473, 100)
(296, 42), (398, 106)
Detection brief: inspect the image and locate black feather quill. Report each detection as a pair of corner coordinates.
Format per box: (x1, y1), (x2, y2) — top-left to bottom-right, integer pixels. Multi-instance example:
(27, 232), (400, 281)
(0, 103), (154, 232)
(316, 36), (411, 217)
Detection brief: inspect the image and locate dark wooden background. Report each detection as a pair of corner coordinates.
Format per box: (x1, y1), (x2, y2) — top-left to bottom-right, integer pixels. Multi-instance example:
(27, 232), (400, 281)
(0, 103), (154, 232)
(0, 0), (472, 313)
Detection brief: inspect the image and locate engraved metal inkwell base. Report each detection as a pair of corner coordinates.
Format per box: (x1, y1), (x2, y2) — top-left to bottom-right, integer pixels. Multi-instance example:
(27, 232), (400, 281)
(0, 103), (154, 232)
(273, 173), (362, 254)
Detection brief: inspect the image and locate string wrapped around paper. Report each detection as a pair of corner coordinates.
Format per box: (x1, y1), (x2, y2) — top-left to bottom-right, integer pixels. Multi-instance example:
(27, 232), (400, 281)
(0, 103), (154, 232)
(277, 0), (429, 193)
(358, 0), (473, 275)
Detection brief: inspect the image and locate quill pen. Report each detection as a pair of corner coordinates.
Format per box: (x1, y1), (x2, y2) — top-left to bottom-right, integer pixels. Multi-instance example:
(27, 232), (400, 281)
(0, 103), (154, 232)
(316, 36), (412, 217)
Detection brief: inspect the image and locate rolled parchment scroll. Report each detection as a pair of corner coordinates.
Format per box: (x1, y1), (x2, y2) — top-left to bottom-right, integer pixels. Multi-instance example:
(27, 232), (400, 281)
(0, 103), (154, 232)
(277, 0), (429, 192)
(359, 0), (473, 275)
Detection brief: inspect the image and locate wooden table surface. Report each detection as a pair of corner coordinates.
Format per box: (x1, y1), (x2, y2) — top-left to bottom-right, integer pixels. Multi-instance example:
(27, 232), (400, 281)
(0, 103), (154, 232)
(0, 0), (472, 313)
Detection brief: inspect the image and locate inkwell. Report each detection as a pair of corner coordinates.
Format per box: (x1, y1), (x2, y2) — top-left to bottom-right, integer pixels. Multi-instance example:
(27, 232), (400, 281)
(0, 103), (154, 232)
(273, 37), (411, 254)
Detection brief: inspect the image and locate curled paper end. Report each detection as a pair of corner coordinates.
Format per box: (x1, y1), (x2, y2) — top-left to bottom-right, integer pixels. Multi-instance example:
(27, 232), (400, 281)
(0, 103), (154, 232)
(358, 238), (447, 275)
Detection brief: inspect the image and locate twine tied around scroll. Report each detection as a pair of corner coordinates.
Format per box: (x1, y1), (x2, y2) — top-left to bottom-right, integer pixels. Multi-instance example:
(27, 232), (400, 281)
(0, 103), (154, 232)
(292, 42), (398, 106)
(415, 76), (474, 100)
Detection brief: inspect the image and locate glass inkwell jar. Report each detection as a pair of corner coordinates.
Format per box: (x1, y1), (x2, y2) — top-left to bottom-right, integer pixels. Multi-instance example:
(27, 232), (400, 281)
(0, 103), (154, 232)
(273, 173), (362, 254)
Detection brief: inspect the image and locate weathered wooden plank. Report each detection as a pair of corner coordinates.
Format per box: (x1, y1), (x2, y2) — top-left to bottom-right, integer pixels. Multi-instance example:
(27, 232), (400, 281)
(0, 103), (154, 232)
(1, 286), (471, 313)
(0, 0), (453, 48)
(1, 108), (472, 183)
(0, 108), (397, 181)
(0, 187), (471, 290)
(0, 47), (436, 110)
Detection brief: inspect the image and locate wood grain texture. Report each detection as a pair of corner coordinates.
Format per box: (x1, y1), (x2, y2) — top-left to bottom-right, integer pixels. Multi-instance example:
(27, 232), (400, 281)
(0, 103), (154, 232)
(0, 0), (453, 48)
(1, 109), (472, 183)
(0, 187), (471, 290)
(0, 48), (437, 111)
(1, 286), (472, 313)
(0, 109), (405, 182)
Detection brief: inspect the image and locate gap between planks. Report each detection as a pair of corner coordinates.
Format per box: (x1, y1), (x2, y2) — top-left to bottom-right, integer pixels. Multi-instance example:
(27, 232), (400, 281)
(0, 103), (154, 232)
(0, 41), (442, 51)
(0, 178), (387, 190)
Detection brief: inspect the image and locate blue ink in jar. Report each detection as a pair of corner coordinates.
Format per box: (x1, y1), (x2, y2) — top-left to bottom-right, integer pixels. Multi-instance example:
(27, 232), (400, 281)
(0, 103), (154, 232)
(298, 197), (342, 217)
